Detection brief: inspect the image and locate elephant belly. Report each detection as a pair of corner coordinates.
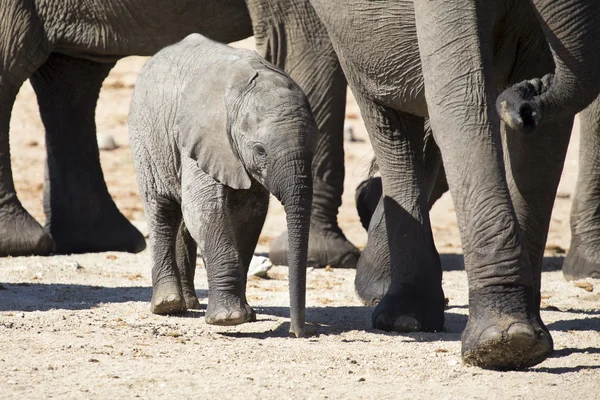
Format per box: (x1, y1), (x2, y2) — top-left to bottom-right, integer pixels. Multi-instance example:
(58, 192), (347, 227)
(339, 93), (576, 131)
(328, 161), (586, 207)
(46, 0), (253, 62)
(311, 0), (427, 116)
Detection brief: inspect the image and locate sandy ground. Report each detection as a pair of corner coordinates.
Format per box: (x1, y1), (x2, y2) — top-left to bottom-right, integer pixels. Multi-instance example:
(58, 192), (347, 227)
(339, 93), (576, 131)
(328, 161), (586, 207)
(1, 38), (600, 399)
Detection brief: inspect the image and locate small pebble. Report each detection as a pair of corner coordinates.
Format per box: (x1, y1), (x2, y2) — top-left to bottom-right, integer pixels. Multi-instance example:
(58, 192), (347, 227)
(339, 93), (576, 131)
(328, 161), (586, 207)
(574, 281), (594, 292)
(67, 261), (83, 270)
(97, 133), (118, 151)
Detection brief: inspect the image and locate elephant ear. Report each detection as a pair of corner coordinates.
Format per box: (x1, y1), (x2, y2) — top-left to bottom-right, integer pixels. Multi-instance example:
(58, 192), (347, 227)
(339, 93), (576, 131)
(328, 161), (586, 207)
(177, 64), (257, 189)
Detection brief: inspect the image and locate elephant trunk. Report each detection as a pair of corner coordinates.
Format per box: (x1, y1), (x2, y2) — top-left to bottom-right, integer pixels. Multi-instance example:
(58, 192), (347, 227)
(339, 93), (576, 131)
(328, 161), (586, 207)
(497, 0), (600, 133)
(271, 154), (313, 338)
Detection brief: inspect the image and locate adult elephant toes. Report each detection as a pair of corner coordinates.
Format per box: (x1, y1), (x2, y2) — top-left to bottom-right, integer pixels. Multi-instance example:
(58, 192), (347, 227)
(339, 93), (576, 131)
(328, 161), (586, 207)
(183, 293), (201, 310)
(371, 288), (445, 333)
(461, 287), (553, 370)
(269, 226), (360, 269)
(151, 280), (187, 315)
(46, 206), (146, 254)
(462, 317), (553, 370)
(0, 202), (54, 256)
(562, 237), (600, 280)
(205, 299), (256, 326)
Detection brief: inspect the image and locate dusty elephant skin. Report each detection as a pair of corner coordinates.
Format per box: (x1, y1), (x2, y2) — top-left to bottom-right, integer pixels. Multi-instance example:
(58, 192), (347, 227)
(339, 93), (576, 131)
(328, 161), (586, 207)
(0, 0), (358, 268)
(129, 35), (316, 337)
(563, 96), (600, 280)
(306, 0), (586, 370)
(497, 0), (600, 133)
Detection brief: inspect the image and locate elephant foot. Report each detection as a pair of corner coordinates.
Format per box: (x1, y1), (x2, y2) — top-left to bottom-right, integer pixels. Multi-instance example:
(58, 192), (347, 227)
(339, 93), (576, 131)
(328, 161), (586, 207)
(354, 237), (390, 305)
(461, 287), (553, 370)
(205, 295), (256, 326)
(562, 237), (600, 280)
(151, 279), (187, 314)
(270, 225), (360, 268)
(183, 292), (201, 310)
(46, 207), (146, 254)
(0, 201), (54, 256)
(355, 177), (382, 231)
(371, 285), (445, 332)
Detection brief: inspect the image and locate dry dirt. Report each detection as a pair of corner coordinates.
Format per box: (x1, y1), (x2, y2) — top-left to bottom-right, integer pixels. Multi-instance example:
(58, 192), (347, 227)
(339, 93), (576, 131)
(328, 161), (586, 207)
(1, 39), (599, 399)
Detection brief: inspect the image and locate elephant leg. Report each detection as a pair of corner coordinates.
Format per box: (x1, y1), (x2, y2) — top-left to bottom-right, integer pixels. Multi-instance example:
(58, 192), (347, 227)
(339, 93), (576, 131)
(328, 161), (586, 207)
(29, 53), (145, 254)
(355, 97), (445, 332)
(413, 1), (552, 369)
(563, 97), (600, 280)
(504, 116), (573, 308)
(0, 4), (54, 256)
(355, 177), (382, 232)
(181, 180), (258, 326)
(145, 198), (187, 315)
(423, 121), (448, 209)
(230, 187), (270, 312)
(247, 0), (360, 268)
(354, 120), (446, 306)
(197, 215), (257, 326)
(175, 222), (201, 310)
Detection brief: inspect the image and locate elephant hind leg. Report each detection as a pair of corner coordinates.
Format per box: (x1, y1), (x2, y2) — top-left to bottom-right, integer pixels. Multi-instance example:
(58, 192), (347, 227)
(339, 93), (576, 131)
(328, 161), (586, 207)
(175, 222), (201, 310)
(0, 4), (54, 256)
(563, 97), (600, 280)
(29, 53), (145, 254)
(354, 96), (444, 332)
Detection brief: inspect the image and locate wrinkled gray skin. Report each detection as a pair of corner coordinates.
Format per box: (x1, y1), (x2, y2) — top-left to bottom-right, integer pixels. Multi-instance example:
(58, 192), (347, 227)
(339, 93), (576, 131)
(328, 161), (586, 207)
(129, 35), (316, 337)
(563, 96), (600, 280)
(309, 0), (585, 370)
(0, 0), (357, 268)
(497, 0), (600, 133)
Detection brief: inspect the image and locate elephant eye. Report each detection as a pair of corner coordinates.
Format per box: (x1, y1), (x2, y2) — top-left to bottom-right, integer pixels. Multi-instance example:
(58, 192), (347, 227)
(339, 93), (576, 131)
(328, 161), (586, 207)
(253, 144), (267, 158)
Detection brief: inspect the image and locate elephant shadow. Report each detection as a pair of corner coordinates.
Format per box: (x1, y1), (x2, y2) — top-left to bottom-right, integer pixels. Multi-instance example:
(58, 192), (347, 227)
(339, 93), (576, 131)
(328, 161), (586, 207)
(0, 282), (207, 312)
(220, 305), (468, 341)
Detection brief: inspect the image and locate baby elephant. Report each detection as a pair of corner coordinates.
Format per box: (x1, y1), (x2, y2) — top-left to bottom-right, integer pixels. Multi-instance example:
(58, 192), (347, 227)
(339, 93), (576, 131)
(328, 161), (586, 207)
(129, 34), (317, 337)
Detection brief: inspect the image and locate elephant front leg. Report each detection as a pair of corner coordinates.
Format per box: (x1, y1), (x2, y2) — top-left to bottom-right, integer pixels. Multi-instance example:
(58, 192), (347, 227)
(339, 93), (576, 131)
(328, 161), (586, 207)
(29, 53), (145, 254)
(247, 0), (360, 268)
(563, 97), (600, 280)
(182, 186), (259, 326)
(0, 4), (53, 256)
(356, 99), (445, 332)
(201, 226), (256, 326)
(175, 222), (201, 310)
(413, 0), (552, 369)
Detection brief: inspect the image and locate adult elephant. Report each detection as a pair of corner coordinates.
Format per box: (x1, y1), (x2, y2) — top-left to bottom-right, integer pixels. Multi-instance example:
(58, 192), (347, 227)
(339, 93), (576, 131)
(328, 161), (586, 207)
(0, 0), (359, 268)
(306, 0), (599, 370)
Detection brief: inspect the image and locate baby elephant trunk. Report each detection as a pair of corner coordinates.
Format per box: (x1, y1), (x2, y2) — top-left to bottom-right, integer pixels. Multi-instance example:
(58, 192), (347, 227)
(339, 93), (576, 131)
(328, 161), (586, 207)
(272, 156), (313, 338)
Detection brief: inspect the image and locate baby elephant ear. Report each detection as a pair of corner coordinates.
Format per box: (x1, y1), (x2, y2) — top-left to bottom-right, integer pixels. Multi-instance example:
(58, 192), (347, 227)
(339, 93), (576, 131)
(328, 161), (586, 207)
(177, 69), (253, 190)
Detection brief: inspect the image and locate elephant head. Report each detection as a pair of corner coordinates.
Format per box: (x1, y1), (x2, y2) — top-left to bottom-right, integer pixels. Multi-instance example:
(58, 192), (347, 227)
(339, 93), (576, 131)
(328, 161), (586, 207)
(178, 54), (316, 337)
(497, 0), (600, 133)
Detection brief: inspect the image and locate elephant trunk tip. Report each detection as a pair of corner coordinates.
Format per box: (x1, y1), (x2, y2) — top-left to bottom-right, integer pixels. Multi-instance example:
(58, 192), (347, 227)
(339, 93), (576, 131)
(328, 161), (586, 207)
(289, 315), (306, 338)
(497, 75), (554, 134)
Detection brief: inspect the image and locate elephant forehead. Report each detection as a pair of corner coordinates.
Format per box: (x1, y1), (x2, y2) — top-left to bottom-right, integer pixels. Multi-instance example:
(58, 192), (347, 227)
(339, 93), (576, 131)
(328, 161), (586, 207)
(243, 93), (311, 126)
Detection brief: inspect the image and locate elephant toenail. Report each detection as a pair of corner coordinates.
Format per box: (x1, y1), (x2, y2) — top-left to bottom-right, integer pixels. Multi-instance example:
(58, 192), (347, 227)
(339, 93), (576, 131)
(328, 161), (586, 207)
(230, 311), (243, 320)
(166, 294), (177, 302)
(507, 322), (535, 338)
(479, 326), (503, 342)
(393, 315), (421, 332)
